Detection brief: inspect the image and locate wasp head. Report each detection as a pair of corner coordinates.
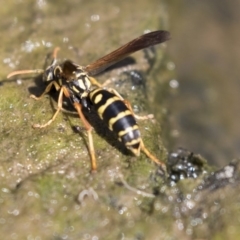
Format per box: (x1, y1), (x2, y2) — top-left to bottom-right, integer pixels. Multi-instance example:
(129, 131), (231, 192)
(43, 63), (62, 82)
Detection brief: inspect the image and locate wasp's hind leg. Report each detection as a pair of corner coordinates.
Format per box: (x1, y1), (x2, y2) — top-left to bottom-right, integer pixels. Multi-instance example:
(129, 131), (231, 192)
(107, 87), (154, 120)
(139, 140), (166, 170)
(123, 99), (154, 120)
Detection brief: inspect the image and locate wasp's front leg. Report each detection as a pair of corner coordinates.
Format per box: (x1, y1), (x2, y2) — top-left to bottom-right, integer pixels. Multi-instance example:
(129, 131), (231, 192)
(32, 85), (67, 128)
(30, 81), (61, 101)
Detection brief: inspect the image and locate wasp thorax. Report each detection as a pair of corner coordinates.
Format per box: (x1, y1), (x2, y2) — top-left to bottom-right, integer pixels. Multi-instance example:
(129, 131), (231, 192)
(70, 75), (91, 95)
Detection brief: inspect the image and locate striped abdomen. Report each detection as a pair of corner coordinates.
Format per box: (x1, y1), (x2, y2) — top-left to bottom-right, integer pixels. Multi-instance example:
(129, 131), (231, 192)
(89, 88), (141, 156)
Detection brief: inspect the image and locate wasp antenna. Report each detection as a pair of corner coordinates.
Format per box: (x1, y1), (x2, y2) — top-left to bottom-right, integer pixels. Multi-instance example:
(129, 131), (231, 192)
(52, 47), (60, 59)
(7, 69), (44, 79)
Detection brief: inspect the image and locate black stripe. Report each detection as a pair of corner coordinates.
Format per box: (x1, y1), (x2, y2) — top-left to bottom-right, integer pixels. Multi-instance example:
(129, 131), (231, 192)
(90, 89), (114, 109)
(90, 89), (135, 127)
(102, 100), (128, 122)
(112, 114), (136, 133)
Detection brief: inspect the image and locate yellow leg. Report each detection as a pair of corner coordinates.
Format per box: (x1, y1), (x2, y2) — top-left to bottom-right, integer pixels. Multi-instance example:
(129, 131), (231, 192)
(140, 140), (166, 170)
(74, 102), (97, 172)
(123, 99), (154, 120)
(30, 81), (61, 100)
(88, 76), (102, 88)
(32, 86), (65, 128)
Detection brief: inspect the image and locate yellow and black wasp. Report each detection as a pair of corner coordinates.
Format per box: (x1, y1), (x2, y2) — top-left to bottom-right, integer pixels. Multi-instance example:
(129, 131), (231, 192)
(7, 30), (170, 171)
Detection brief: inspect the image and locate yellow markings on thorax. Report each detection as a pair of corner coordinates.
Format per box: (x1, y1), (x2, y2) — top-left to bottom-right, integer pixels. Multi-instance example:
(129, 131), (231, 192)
(108, 110), (132, 131)
(78, 80), (86, 91)
(77, 76), (91, 91)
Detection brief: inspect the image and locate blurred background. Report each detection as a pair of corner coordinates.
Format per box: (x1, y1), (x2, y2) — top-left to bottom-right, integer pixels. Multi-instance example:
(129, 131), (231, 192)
(166, 0), (240, 167)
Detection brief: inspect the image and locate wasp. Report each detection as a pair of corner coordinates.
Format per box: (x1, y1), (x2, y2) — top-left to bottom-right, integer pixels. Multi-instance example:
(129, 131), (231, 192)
(7, 30), (170, 171)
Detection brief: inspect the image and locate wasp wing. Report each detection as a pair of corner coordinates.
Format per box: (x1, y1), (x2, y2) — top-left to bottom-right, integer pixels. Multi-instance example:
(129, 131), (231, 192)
(84, 30), (170, 76)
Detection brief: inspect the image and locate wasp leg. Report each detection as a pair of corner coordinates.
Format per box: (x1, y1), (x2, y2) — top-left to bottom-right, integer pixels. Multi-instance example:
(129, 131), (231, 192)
(101, 78), (112, 87)
(30, 81), (61, 100)
(88, 76), (102, 88)
(32, 85), (67, 128)
(73, 102), (97, 172)
(123, 99), (154, 120)
(140, 140), (166, 170)
(106, 87), (154, 120)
